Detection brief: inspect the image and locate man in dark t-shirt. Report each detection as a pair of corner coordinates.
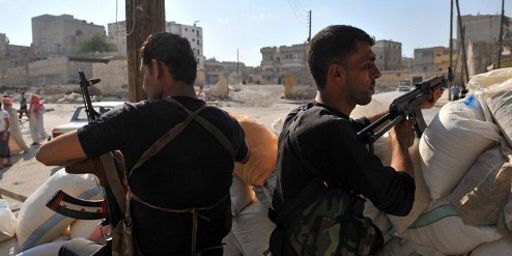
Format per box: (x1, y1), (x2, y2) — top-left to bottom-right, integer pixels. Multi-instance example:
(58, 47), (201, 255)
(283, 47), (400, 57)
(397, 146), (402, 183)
(270, 25), (442, 255)
(37, 33), (248, 255)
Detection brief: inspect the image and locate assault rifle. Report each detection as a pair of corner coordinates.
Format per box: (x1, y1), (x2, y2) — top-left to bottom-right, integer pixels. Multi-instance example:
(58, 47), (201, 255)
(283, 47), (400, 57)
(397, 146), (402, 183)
(357, 68), (454, 154)
(46, 71), (125, 227)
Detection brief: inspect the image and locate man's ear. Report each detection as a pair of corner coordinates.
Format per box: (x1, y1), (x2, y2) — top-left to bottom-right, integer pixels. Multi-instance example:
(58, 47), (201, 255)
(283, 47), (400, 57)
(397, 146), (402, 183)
(327, 64), (345, 83)
(150, 59), (161, 78)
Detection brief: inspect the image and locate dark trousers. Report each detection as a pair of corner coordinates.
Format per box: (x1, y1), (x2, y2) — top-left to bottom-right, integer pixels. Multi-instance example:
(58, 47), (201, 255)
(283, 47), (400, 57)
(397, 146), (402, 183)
(19, 106), (28, 119)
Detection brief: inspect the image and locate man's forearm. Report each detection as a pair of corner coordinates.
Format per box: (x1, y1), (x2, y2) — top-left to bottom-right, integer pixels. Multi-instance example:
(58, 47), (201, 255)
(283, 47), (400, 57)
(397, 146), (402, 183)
(390, 142), (414, 179)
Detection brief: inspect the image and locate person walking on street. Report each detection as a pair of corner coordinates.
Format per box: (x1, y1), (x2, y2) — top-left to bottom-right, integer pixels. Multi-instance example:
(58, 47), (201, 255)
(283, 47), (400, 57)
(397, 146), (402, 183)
(450, 84), (460, 101)
(0, 101), (12, 168)
(28, 94), (50, 146)
(19, 91), (28, 119)
(3, 97), (29, 153)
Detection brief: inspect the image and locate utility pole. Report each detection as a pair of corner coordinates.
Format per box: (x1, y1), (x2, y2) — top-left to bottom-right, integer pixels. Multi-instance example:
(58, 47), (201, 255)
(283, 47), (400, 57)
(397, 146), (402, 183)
(497, 0), (505, 68)
(126, 0), (166, 102)
(449, 0), (454, 99)
(307, 10), (312, 42)
(449, 0), (453, 69)
(455, 0), (470, 87)
(236, 48), (240, 85)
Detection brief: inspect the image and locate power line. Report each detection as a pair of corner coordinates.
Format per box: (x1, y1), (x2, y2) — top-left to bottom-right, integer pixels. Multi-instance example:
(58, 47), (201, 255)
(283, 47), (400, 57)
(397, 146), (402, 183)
(287, 0), (307, 24)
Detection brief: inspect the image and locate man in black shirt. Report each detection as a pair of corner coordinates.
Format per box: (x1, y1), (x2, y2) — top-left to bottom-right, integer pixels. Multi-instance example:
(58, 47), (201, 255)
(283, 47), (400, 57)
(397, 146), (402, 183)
(37, 32), (248, 255)
(270, 25), (442, 254)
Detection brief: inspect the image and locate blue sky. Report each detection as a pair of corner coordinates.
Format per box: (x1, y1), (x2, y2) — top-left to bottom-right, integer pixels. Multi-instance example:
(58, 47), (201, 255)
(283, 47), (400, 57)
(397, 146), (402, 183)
(0, 0), (510, 66)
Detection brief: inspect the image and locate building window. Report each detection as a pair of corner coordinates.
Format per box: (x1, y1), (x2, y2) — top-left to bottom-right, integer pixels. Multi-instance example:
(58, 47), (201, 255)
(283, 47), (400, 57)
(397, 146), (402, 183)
(192, 38), (195, 42)
(197, 49), (200, 55)
(192, 29), (195, 32)
(197, 40), (200, 45)
(184, 28), (188, 32)
(197, 31), (200, 36)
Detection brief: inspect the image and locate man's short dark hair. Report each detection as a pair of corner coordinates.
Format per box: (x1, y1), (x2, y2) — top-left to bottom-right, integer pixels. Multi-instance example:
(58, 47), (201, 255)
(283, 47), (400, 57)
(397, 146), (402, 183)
(308, 25), (375, 89)
(140, 32), (197, 85)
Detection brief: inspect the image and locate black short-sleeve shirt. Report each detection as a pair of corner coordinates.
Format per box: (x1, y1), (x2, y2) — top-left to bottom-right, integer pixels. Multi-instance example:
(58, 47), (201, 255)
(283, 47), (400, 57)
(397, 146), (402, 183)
(77, 96), (248, 254)
(272, 101), (415, 218)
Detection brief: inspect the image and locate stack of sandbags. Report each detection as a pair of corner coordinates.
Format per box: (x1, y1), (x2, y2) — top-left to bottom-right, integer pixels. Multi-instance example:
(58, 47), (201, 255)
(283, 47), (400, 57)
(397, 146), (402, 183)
(231, 113), (278, 187)
(224, 114), (278, 256)
(419, 99), (501, 200)
(16, 169), (102, 252)
(399, 69), (512, 255)
(401, 143), (510, 254)
(0, 199), (16, 242)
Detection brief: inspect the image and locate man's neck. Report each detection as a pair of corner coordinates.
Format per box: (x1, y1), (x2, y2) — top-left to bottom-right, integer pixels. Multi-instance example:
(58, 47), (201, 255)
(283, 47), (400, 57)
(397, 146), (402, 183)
(163, 82), (197, 99)
(315, 91), (355, 116)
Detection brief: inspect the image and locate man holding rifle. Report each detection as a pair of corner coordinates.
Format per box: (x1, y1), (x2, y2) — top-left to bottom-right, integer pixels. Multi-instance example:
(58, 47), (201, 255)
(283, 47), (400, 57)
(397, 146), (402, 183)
(269, 25), (443, 255)
(36, 32), (248, 255)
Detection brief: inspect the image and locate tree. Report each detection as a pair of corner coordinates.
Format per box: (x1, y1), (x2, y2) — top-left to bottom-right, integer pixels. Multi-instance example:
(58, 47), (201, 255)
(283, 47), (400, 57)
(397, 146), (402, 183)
(76, 34), (116, 54)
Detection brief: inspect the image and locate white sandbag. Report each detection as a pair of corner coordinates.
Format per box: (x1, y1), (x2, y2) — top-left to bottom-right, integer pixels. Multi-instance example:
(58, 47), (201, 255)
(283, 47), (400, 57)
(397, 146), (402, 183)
(505, 195), (512, 234)
(270, 117), (284, 136)
(230, 175), (255, 216)
(388, 139), (432, 234)
(470, 234), (512, 256)
(376, 236), (444, 256)
(350, 97), (387, 119)
(483, 79), (512, 147)
(223, 201), (275, 256)
(70, 220), (102, 240)
(419, 100), (501, 200)
(16, 169), (102, 252)
(448, 143), (511, 226)
(401, 202), (503, 255)
(15, 240), (68, 256)
(363, 194), (394, 243)
(0, 199), (16, 242)
(467, 67), (512, 91)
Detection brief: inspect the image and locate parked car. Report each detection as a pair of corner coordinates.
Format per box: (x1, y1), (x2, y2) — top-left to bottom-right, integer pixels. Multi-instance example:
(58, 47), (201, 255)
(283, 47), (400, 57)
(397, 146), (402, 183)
(51, 101), (124, 138)
(398, 80), (412, 92)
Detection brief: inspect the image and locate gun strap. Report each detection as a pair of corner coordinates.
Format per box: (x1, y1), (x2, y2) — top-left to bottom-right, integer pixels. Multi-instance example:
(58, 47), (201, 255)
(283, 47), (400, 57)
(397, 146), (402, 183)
(98, 154), (126, 214)
(123, 97), (234, 256)
(165, 97), (235, 158)
(128, 103), (207, 177)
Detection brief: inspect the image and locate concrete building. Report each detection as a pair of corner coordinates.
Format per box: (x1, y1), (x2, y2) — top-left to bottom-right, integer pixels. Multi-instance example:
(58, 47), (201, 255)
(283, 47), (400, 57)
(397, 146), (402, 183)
(204, 58), (224, 85)
(401, 57), (413, 70)
(106, 20), (205, 68)
(458, 14), (511, 44)
(204, 58), (254, 85)
(92, 57), (128, 97)
(166, 21), (204, 69)
(260, 43), (311, 85)
(107, 21), (127, 56)
(372, 40), (402, 71)
(32, 14), (106, 56)
(413, 46), (455, 74)
(0, 33), (32, 87)
(28, 56), (108, 87)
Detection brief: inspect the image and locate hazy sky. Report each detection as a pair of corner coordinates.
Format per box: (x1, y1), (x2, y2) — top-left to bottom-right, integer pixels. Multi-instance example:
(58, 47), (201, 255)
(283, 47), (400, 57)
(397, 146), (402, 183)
(0, 0), (510, 66)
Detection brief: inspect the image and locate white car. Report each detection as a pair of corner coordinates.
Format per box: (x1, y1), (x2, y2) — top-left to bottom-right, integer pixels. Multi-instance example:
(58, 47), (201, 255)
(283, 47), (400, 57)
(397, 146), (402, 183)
(52, 101), (124, 137)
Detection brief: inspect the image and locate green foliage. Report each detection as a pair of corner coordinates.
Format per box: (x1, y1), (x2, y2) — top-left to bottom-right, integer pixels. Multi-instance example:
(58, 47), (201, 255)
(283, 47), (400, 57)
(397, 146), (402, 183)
(77, 34), (116, 54)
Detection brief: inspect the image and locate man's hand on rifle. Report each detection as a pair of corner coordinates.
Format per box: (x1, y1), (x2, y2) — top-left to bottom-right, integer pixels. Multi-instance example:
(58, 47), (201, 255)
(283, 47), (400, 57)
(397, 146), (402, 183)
(66, 158), (109, 186)
(420, 87), (444, 110)
(389, 118), (415, 150)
